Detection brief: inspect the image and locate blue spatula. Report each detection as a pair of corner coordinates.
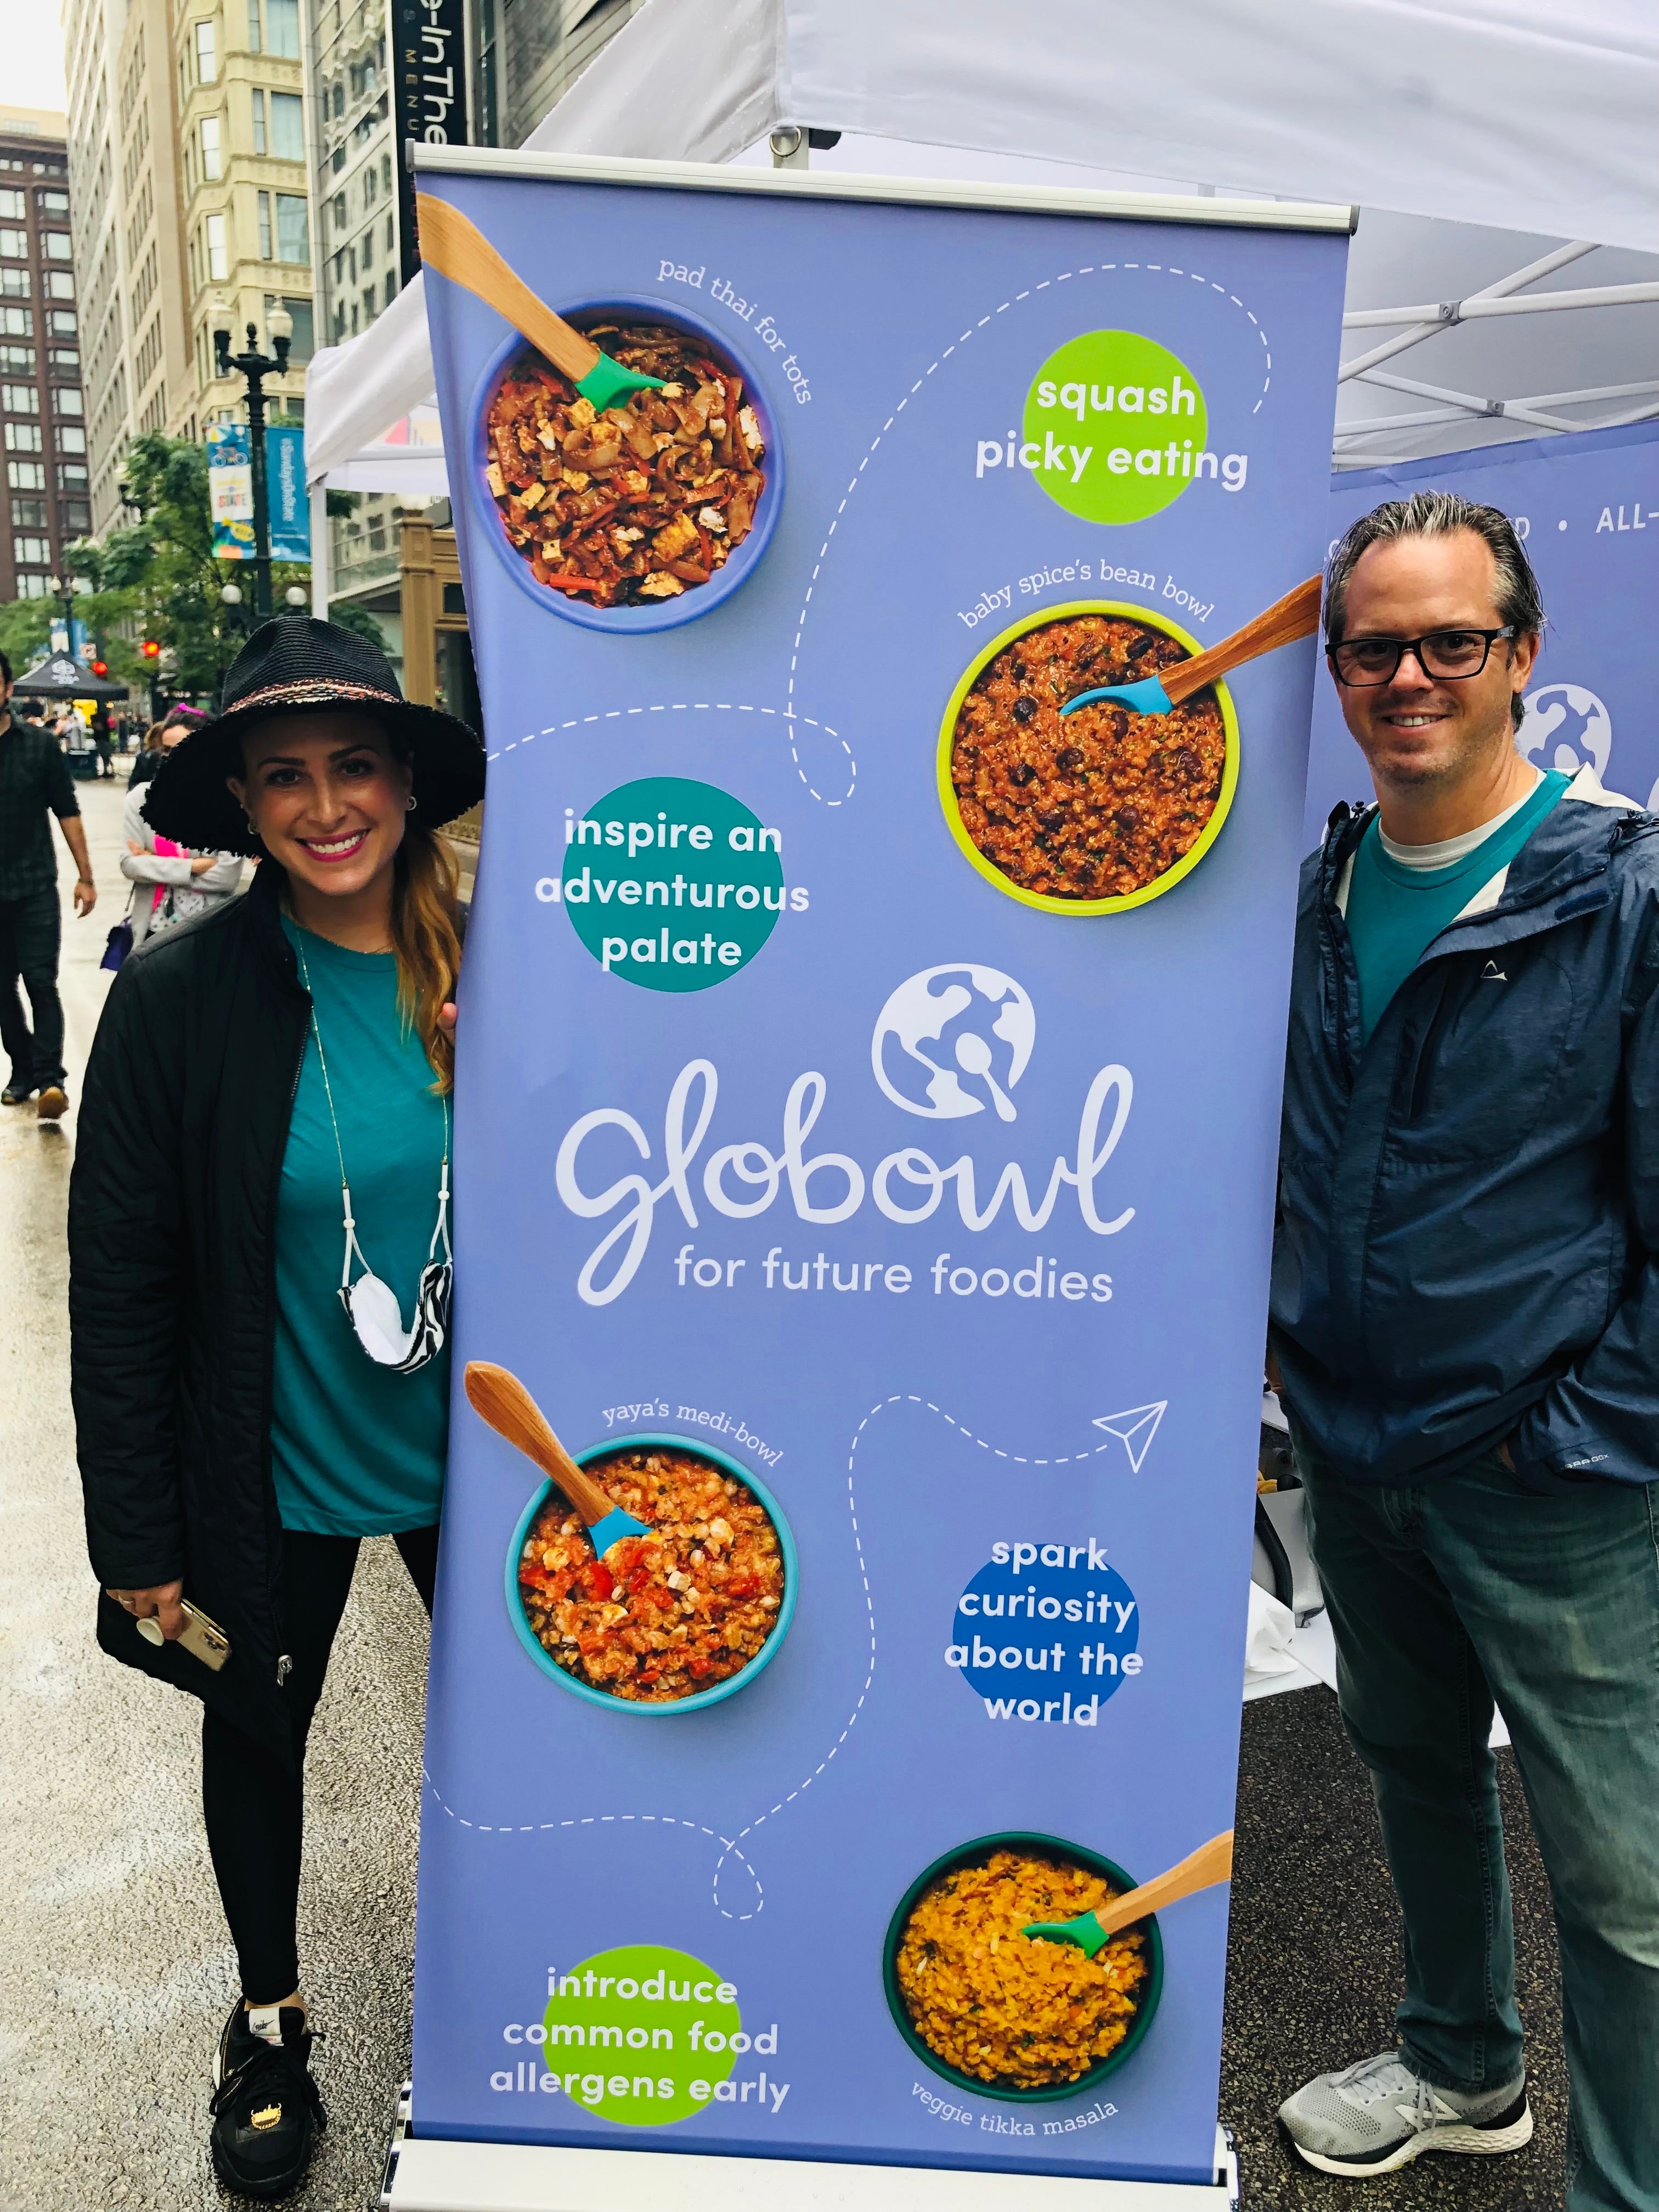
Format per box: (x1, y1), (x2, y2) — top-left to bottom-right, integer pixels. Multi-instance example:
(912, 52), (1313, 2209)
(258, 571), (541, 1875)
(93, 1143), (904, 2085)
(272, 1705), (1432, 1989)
(1060, 575), (1322, 720)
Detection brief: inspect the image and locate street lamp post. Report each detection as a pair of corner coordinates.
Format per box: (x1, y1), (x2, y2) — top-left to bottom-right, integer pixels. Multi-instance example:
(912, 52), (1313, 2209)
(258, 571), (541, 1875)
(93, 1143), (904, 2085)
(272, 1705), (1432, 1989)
(210, 300), (294, 620)
(47, 570), (75, 653)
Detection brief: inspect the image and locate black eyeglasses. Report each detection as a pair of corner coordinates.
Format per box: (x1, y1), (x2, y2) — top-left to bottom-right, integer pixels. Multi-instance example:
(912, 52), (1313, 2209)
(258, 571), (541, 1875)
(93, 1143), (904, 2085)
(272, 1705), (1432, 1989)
(1328, 627), (1516, 687)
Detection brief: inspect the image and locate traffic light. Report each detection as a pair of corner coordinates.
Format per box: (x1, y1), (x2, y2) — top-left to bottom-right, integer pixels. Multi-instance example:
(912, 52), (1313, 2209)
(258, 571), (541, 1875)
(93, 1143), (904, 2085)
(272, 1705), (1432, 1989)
(140, 639), (161, 660)
(91, 659), (108, 676)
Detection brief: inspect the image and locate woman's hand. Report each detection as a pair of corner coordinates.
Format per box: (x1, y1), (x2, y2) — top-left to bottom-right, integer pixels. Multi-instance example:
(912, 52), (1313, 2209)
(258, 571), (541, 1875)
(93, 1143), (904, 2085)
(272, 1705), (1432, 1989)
(108, 1581), (186, 1637)
(190, 854), (218, 875)
(127, 838), (147, 856)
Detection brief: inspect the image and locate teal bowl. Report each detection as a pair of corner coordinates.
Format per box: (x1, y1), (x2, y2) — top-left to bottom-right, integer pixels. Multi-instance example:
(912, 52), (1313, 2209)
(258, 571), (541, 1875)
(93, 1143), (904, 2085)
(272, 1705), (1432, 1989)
(882, 1831), (1165, 2100)
(505, 1432), (797, 1715)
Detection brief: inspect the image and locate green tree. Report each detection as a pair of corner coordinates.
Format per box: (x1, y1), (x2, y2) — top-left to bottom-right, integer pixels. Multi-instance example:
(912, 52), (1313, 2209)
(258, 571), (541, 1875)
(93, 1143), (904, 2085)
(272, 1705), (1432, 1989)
(328, 601), (386, 651)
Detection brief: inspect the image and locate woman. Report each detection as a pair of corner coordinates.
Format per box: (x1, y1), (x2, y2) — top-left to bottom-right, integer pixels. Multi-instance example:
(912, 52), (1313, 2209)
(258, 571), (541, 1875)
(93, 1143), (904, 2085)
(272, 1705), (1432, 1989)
(128, 707), (207, 791)
(120, 716), (244, 946)
(69, 614), (484, 2202)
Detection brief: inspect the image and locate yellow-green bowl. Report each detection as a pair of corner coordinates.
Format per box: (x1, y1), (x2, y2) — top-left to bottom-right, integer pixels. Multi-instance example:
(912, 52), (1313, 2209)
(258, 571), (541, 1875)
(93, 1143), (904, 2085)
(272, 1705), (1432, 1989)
(936, 600), (1240, 917)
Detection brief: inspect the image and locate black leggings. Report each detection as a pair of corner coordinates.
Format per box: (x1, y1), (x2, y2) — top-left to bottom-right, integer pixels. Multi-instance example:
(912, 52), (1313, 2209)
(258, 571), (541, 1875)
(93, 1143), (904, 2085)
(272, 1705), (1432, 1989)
(201, 1526), (438, 2003)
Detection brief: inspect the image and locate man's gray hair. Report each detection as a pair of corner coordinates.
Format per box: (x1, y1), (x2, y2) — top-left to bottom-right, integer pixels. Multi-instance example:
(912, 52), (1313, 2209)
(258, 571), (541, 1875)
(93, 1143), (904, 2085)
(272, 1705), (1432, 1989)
(1324, 490), (1545, 731)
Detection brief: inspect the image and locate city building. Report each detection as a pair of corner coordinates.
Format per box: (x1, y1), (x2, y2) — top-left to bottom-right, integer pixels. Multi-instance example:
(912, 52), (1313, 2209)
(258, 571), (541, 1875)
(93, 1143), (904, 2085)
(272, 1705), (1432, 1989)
(470, 0), (646, 152)
(176, 0), (314, 442)
(0, 107), (83, 601)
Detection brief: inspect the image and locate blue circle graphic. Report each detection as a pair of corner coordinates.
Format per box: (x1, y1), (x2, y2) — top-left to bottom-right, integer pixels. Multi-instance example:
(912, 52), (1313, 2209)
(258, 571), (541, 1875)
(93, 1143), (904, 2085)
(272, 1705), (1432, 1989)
(950, 1542), (1139, 1720)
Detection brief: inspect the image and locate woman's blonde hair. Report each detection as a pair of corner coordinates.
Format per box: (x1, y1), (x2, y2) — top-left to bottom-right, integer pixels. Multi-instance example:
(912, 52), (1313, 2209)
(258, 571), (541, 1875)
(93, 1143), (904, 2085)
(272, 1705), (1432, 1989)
(143, 721), (167, 752)
(391, 823), (464, 1093)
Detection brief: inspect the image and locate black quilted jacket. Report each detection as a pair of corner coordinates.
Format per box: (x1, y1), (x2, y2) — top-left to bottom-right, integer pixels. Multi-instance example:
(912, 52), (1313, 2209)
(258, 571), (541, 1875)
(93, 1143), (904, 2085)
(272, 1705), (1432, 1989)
(70, 862), (312, 1762)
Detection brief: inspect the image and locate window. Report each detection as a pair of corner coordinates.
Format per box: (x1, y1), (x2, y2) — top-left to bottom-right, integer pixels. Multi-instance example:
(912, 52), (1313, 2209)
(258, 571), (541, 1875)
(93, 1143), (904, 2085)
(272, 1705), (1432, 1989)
(46, 272), (74, 300)
(364, 163), (376, 208)
(55, 425), (86, 453)
(48, 311), (75, 337)
(257, 189), (272, 258)
(2, 382), (38, 413)
(15, 574), (48, 597)
(275, 193), (308, 263)
(0, 343), (32, 370)
(361, 223), (373, 268)
(267, 0), (298, 56)
(1, 307), (31, 337)
(385, 212), (393, 252)
(4, 422), (43, 450)
(251, 87), (266, 153)
(1, 269), (30, 299)
(362, 284), (375, 324)
(200, 117), (222, 180)
(270, 92), (303, 161)
(37, 191), (69, 215)
(51, 387), (83, 416)
(7, 459), (45, 488)
(246, 0), (260, 49)
(331, 83), (343, 118)
(13, 535), (50, 564)
(49, 349), (78, 369)
(63, 499), (91, 532)
(206, 212), (228, 280)
(43, 232), (71, 260)
(0, 189), (23, 218)
(385, 269), (396, 309)
(11, 495), (45, 525)
(56, 461), (88, 489)
(0, 229), (25, 258)
(332, 192), (345, 229)
(195, 18), (217, 80)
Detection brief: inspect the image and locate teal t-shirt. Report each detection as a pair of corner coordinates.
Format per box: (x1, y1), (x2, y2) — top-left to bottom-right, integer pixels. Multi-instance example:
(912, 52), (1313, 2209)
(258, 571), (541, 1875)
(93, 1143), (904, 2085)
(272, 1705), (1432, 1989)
(271, 918), (452, 1534)
(1345, 771), (1570, 1046)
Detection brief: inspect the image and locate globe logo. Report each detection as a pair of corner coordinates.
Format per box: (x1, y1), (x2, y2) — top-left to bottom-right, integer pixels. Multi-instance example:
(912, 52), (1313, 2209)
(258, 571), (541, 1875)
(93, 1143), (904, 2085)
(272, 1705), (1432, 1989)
(1518, 684), (1612, 781)
(871, 964), (1036, 1121)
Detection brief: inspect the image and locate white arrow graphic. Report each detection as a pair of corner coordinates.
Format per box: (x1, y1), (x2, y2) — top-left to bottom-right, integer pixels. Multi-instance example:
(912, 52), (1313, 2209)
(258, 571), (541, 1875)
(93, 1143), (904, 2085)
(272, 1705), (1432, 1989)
(1093, 1401), (1167, 1474)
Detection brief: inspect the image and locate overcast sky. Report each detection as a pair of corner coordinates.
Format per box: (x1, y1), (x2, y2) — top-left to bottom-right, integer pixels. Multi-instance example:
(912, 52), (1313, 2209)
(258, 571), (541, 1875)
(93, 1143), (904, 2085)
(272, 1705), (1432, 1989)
(4, 0), (69, 113)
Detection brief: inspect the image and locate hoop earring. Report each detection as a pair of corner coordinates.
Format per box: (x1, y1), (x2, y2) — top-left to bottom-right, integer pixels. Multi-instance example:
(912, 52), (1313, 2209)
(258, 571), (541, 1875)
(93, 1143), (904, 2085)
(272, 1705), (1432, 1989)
(405, 795), (417, 812)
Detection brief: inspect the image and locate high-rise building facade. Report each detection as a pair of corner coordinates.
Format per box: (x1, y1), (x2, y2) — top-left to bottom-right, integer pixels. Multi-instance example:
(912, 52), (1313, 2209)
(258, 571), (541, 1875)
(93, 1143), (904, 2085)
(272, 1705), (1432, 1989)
(176, 0), (314, 437)
(469, 0), (645, 153)
(0, 108), (84, 602)
(64, 0), (194, 539)
(307, 0), (399, 349)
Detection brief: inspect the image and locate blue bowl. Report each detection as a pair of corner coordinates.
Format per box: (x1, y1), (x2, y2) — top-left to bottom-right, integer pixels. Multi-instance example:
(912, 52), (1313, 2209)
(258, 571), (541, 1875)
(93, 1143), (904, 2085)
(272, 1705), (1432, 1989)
(467, 296), (785, 634)
(505, 1432), (798, 1714)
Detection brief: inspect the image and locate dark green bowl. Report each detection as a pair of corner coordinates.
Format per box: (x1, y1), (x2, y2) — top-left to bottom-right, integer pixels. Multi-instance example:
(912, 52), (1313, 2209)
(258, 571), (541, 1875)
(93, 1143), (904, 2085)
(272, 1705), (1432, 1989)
(882, 1831), (1165, 2102)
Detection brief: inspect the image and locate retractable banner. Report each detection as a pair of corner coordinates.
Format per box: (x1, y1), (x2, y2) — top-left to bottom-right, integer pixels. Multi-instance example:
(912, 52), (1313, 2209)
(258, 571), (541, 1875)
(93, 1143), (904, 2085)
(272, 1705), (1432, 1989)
(1309, 419), (1659, 843)
(417, 156), (1348, 2191)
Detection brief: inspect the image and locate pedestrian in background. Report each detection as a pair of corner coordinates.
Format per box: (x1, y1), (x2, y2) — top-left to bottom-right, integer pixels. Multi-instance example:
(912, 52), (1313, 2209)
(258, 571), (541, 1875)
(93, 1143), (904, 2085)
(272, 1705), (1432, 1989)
(120, 719), (244, 946)
(91, 708), (115, 780)
(128, 709), (201, 793)
(0, 647), (98, 1116)
(69, 616), (482, 2202)
(1272, 493), (1659, 2212)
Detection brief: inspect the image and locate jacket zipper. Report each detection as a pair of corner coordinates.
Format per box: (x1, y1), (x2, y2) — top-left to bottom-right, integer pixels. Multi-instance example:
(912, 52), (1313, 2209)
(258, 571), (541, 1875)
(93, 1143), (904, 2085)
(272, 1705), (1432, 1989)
(259, 906), (312, 1690)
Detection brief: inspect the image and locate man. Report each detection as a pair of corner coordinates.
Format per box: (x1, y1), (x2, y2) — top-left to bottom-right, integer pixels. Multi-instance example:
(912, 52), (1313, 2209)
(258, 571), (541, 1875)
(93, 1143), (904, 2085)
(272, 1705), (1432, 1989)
(0, 650), (97, 1116)
(1271, 492), (1659, 2212)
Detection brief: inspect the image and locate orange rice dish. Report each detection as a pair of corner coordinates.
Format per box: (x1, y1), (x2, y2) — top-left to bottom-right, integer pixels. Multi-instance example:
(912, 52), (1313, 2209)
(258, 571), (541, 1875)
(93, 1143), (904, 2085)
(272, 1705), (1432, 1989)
(516, 1446), (784, 1702)
(894, 1848), (1149, 2089)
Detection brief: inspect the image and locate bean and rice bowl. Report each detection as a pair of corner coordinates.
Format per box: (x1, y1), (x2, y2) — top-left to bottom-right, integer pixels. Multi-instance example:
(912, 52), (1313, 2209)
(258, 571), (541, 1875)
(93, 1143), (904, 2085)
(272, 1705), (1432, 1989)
(516, 1444), (785, 1702)
(894, 1847), (1149, 2090)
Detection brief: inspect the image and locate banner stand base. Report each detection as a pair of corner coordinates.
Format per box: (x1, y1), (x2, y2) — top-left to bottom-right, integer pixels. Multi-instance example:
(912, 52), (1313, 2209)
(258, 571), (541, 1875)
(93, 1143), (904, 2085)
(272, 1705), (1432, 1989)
(380, 2089), (1240, 2210)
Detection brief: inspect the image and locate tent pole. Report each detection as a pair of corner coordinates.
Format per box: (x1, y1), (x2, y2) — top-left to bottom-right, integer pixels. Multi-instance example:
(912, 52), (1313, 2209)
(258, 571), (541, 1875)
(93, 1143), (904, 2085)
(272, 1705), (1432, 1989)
(311, 483), (331, 619)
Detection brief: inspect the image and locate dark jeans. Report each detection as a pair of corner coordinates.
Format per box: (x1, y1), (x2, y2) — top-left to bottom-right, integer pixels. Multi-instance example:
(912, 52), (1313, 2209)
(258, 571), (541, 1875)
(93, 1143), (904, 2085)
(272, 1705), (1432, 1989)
(0, 887), (64, 1091)
(1297, 1441), (1659, 2212)
(201, 1525), (438, 2004)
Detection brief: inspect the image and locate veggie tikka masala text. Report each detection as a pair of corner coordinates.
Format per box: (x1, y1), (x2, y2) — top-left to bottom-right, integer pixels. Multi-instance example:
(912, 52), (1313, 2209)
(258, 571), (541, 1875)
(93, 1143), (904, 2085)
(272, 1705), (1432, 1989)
(484, 324), (766, 608)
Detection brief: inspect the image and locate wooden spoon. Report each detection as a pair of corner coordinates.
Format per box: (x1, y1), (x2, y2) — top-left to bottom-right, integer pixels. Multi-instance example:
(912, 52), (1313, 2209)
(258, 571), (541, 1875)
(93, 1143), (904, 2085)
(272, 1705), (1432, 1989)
(464, 1361), (650, 1557)
(1022, 1830), (1234, 1959)
(1060, 576), (1322, 716)
(415, 194), (666, 415)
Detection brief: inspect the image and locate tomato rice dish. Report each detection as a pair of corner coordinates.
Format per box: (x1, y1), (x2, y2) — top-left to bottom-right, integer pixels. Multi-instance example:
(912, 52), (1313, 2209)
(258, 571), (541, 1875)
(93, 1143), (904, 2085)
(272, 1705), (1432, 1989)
(949, 614), (1226, 900)
(517, 1445), (785, 1702)
(483, 324), (767, 608)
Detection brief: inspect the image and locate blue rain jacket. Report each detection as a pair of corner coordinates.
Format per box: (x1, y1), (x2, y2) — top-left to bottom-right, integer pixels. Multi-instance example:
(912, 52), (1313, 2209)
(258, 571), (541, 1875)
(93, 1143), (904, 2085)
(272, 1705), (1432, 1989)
(1271, 768), (1659, 1494)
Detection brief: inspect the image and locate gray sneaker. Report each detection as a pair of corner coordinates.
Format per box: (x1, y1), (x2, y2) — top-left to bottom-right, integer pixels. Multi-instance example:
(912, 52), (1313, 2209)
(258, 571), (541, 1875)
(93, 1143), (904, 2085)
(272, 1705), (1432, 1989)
(1280, 2050), (1532, 2176)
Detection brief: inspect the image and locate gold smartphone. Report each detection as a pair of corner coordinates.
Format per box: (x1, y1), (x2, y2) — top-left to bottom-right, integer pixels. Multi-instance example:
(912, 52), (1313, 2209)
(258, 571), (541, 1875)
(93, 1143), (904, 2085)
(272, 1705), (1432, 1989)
(136, 1599), (232, 1672)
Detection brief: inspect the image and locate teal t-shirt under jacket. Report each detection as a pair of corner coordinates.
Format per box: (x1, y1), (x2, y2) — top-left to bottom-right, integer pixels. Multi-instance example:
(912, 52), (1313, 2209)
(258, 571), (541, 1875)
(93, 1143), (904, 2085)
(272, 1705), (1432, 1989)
(270, 918), (451, 1535)
(1345, 772), (1571, 1046)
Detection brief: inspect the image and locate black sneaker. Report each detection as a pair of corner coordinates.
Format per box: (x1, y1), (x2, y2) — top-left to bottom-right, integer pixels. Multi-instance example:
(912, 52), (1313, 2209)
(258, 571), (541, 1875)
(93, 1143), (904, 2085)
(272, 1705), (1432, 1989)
(209, 2001), (326, 2200)
(1, 1082), (35, 1106)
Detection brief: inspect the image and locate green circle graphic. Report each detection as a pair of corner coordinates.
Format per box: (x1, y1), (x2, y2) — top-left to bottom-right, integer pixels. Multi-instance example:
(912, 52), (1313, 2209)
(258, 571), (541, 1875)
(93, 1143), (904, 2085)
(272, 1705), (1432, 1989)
(540, 1944), (742, 2127)
(563, 775), (785, 992)
(1023, 331), (1209, 525)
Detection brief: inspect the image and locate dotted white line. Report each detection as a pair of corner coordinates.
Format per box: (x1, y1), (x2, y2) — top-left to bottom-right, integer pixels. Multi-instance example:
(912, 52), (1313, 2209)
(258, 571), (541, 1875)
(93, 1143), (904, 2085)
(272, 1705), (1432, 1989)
(420, 1397), (1132, 1921)
(486, 699), (856, 808)
(785, 262), (1273, 716)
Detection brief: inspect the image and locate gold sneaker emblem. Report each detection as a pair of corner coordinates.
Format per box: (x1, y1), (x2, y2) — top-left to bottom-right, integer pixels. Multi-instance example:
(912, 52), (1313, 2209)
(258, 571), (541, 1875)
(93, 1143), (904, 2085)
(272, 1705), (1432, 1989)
(250, 2104), (284, 2130)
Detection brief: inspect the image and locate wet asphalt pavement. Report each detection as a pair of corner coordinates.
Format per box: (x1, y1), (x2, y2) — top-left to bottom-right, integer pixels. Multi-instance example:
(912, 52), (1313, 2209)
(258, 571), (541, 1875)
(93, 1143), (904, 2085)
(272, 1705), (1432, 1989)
(0, 772), (1568, 2210)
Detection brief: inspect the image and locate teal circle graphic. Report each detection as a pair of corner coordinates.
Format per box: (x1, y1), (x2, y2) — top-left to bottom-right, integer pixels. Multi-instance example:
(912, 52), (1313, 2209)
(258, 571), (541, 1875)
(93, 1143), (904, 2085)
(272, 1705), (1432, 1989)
(562, 776), (785, 992)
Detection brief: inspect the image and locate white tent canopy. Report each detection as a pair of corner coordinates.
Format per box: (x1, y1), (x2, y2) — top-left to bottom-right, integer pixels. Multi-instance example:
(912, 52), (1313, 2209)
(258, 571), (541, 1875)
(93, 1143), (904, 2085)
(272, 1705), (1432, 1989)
(303, 0), (1659, 527)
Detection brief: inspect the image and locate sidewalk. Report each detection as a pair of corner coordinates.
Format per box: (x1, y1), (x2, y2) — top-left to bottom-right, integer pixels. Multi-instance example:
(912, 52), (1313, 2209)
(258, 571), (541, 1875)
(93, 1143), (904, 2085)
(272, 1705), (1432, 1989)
(0, 775), (1568, 2210)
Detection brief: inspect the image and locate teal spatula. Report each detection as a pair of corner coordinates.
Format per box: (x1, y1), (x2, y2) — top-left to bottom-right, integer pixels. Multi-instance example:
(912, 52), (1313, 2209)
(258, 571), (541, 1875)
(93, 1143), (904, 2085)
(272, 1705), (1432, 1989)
(417, 194), (667, 414)
(465, 1361), (650, 1559)
(1023, 1830), (1234, 1959)
(1059, 575), (1322, 720)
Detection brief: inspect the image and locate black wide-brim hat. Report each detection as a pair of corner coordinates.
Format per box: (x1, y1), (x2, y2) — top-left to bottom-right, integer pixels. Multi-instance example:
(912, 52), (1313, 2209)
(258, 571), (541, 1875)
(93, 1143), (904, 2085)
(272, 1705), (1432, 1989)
(145, 614), (486, 857)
